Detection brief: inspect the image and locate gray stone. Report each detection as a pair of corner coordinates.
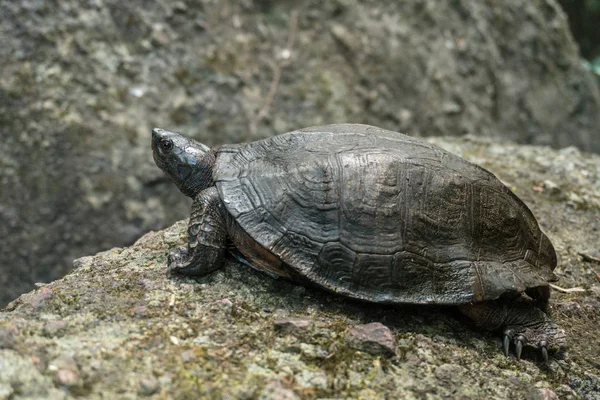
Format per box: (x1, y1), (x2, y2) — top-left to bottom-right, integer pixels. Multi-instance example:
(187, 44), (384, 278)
(42, 320), (67, 337)
(55, 369), (81, 389)
(258, 380), (298, 400)
(536, 387), (560, 400)
(569, 373), (600, 400)
(12, 287), (54, 312)
(345, 322), (397, 356)
(139, 377), (160, 396)
(0, 326), (17, 350)
(274, 318), (313, 335)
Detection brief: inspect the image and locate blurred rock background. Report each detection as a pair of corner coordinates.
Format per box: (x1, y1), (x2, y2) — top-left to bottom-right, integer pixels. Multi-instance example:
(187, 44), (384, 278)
(558, 0), (600, 74)
(1, 0), (599, 306)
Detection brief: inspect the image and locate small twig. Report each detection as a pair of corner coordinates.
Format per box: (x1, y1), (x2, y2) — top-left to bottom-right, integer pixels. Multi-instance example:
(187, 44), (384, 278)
(251, 61), (282, 131)
(579, 249), (600, 264)
(249, 10), (299, 135)
(577, 249), (600, 283)
(548, 283), (586, 293)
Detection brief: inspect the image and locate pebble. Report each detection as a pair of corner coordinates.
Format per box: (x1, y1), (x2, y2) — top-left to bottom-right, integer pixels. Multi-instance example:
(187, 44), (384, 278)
(434, 363), (465, 381)
(217, 298), (233, 308)
(537, 387), (559, 400)
(345, 322), (396, 356)
(299, 343), (328, 359)
(258, 380), (298, 400)
(554, 384), (577, 399)
(42, 320), (67, 337)
(24, 287), (54, 311)
(131, 305), (149, 318)
(56, 369), (81, 388)
(273, 318), (313, 334)
(180, 350), (197, 363)
(0, 325), (17, 349)
(139, 377), (160, 396)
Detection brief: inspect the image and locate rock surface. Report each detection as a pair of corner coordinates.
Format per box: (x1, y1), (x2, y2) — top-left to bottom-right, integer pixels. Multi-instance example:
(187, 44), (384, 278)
(346, 322), (397, 356)
(2, 0), (600, 307)
(2, 136), (600, 399)
(274, 318), (313, 335)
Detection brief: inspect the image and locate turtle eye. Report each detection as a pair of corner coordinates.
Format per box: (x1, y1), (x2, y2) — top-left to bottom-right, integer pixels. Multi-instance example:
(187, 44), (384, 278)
(160, 138), (173, 152)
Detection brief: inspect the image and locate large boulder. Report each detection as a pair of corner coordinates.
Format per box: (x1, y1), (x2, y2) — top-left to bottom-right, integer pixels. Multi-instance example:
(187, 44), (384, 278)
(1, 136), (599, 399)
(1, 0), (599, 306)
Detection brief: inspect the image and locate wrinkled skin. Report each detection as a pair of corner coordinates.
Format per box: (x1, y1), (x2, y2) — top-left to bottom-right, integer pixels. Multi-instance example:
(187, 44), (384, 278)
(151, 125), (566, 361)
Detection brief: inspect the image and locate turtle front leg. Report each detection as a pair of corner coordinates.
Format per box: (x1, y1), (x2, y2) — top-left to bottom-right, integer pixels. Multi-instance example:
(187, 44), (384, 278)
(459, 296), (566, 361)
(168, 187), (228, 276)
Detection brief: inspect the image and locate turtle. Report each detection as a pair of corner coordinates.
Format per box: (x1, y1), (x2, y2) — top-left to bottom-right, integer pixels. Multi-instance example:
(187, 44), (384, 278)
(152, 123), (565, 360)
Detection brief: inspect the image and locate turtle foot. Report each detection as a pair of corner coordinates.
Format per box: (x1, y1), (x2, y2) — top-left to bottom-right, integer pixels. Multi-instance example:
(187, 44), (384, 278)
(502, 309), (567, 362)
(459, 297), (566, 362)
(167, 243), (224, 277)
(502, 331), (554, 361)
(167, 245), (193, 273)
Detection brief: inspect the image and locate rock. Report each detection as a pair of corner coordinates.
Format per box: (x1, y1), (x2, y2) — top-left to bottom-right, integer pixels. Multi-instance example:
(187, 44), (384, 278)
(0, 383), (13, 400)
(258, 380), (298, 400)
(217, 298), (233, 308)
(0, 326), (17, 349)
(273, 318), (313, 334)
(139, 377), (160, 396)
(180, 350), (197, 364)
(579, 249), (600, 264)
(299, 343), (328, 360)
(536, 387), (559, 400)
(13, 287), (54, 312)
(0, 351), (67, 399)
(554, 384), (578, 400)
(42, 320), (67, 337)
(345, 322), (397, 356)
(55, 369), (81, 389)
(434, 363), (466, 381)
(569, 373), (600, 400)
(49, 353), (79, 374)
(542, 180), (561, 195)
(2, 0), (600, 309)
(131, 305), (149, 319)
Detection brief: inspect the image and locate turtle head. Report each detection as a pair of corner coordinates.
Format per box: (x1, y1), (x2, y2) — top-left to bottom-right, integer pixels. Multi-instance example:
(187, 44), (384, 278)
(152, 128), (214, 198)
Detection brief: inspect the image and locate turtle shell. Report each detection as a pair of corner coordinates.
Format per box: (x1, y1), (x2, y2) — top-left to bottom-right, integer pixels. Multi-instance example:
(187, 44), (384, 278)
(213, 124), (557, 305)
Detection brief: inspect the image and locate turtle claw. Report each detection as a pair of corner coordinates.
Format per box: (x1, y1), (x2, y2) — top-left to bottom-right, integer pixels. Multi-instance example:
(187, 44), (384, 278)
(503, 335), (510, 357)
(539, 340), (548, 362)
(515, 335), (525, 360)
(501, 331), (526, 361)
(501, 332), (555, 362)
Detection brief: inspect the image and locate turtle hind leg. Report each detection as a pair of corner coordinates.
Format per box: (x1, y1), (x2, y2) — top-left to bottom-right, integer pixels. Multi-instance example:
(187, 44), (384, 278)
(168, 187), (227, 276)
(458, 295), (566, 361)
